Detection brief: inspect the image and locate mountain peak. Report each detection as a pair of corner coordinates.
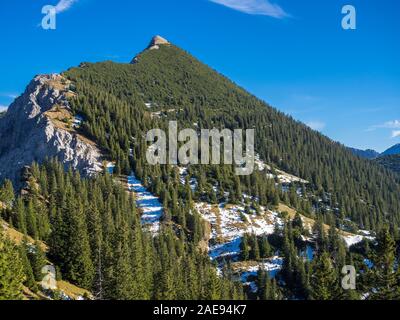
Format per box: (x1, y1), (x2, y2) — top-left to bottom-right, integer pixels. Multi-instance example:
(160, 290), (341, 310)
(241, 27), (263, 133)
(131, 35), (170, 64)
(147, 35), (170, 50)
(381, 143), (400, 156)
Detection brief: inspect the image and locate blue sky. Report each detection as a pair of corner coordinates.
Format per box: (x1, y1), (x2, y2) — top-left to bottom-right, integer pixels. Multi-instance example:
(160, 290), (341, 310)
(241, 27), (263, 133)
(0, 0), (399, 152)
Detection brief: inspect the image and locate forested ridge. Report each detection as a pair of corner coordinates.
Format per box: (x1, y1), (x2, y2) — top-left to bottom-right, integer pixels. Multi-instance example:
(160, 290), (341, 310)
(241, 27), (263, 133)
(65, 43), (400, 233)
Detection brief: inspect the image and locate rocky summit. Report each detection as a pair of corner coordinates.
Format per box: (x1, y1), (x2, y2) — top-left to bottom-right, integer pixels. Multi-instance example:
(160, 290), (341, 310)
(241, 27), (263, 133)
(0, 74), (103, 188)
(147, 35), (170, 49)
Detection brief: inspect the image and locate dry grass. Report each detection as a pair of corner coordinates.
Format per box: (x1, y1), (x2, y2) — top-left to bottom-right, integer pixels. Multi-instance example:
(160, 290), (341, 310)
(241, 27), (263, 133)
(1, 219), (48, 251)
(231, 260), (261, 273)
(57, 281), (92, 300)
(277, 203), (353, 237)
(47, 79), (67, 91)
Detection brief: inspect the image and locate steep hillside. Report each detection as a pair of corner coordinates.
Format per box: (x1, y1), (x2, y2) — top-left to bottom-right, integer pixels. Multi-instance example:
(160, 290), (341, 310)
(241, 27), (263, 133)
(63, 38), (400, 232)
(0, 74), (103, 188)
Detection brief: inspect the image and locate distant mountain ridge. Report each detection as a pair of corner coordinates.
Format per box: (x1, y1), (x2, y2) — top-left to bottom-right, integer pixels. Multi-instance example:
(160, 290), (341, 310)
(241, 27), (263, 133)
(381, 143), (400, 156)
(348, 148), (380, 159)
(349, 144), (400, 160)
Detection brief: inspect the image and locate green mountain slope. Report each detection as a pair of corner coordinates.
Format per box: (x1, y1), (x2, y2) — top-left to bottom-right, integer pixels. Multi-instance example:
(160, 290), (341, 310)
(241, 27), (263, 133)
(64, 41), (400, 232)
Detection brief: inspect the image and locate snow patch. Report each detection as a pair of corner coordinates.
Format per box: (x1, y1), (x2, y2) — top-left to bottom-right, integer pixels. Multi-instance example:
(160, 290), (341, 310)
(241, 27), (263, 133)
(127, 174), (163, 233)
(195, 202), (282, 261)
(240, 257), (284, 282)
(342, 233), (374, 247)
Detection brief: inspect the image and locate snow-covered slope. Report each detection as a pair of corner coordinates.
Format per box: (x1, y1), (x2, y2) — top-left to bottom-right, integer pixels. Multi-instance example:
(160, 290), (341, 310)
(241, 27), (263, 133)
(127, 174), (163, 233)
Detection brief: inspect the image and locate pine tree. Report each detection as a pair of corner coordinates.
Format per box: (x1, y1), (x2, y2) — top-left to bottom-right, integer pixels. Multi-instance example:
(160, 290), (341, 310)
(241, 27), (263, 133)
(240, 234), (250, 261)
(0, 231), (25, 300)
(19, 241), (38, 292)
(0, 180), (15, 207)
(29, 241), (47, 282)
(260, 236), (272, 258)
(251, 234), (261, 261)
(367, 228), (400, 300)
(111, 219), (136, 300)
(13, 198), (27, 235)
(63, 199), (94, 289)
(25, 200), (38, 239)
(206, 268), (221, 300)
(310, 252), (339, 300)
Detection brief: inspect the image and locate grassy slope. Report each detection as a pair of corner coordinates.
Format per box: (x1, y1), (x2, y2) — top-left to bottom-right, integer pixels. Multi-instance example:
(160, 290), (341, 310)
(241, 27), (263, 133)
(1, 219), (91, 300)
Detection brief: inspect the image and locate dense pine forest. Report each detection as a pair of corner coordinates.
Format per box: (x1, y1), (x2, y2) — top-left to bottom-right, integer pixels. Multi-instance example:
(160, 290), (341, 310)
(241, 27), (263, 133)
(65, 44), (400, 233)
(1, 41), (399, 300)
(1, 162), (399, 299)
(0, 160), (243, 300)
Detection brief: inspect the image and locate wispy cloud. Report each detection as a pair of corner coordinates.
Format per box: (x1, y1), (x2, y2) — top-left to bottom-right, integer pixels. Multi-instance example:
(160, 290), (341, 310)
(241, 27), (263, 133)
(0, 92), (18, 99)
(306, 121), (326, 131)
(392, 130), (400, 138)
(209, 0), (289, 18)
(367, 120), (400, 132)
(0, 105), (8, 112)
(55, 0), (78, 14)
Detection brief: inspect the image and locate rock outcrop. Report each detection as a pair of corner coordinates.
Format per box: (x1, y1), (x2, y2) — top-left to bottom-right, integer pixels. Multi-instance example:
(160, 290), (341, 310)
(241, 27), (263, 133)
(147, 35), (170, 50)
(131, 35), (170, 63)
(0, 74), (103, 188)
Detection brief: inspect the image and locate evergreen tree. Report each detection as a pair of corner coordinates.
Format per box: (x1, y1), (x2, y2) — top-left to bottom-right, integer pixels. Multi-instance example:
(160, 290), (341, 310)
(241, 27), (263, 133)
(0, 180), (15, 207)
(29, 241), (47, 282)
(240, 234), (250, 261)
(367, 228), (400, 300)
(19, 241), (38, 292)
(310, 252), (339, 300)
(0, 231), (25, 300)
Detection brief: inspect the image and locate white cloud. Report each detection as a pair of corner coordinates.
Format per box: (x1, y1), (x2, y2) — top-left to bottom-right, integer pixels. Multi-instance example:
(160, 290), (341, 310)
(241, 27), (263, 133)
(55, 0), (78, 13)
(209, 0), (288, 18)
(0, 105), (8, 112)
(392, 130), (400, 138)
(306, 121), (326, 131)
(368, 120), (400, 131)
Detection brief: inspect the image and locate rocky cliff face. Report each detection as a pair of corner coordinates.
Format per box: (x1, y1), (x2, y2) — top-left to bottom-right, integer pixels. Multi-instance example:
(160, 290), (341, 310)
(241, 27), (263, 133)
(0, 74), (103, 188)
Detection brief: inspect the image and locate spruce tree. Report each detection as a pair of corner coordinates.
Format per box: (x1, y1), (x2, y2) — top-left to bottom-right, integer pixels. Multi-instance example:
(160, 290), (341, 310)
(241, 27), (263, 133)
(29, 241), (47, 282)
(310, 252), (339, 300)
(19, 241), (38, 292)
(0, 180), (15, 207)
(0, 231), (25, 300)
(367, 228), (400, 300)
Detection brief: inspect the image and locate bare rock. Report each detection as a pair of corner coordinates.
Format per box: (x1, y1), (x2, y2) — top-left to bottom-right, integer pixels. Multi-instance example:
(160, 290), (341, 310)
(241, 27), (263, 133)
(0, 74), (103, 188)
